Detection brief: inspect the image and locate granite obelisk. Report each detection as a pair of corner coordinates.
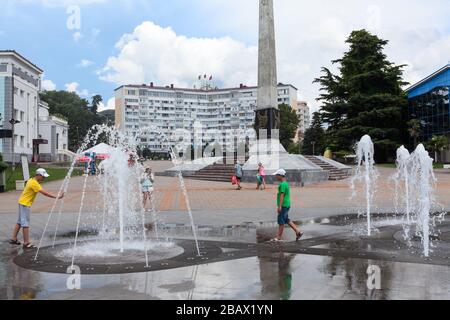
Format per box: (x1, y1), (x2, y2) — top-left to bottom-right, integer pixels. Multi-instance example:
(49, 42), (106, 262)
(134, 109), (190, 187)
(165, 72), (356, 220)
(255, 0), (280, 138)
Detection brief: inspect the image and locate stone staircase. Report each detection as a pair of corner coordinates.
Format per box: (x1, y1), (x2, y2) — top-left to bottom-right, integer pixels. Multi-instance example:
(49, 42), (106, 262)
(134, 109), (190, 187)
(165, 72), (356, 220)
(304, 156), (351, 181)
(183, 163), (235, 183)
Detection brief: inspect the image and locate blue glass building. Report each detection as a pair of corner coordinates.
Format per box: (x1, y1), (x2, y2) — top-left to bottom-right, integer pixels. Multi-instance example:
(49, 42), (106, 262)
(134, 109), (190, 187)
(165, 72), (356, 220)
(406, 64), (450, 158)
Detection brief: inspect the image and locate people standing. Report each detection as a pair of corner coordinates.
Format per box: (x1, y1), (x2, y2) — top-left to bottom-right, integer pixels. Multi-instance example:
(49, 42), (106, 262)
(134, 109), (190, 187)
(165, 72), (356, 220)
(257, 162), (266, 190)
(9, 169), (64, 249)
(141, 168), (155, 212)
(234, 162), (243, 190)
(271, 169), (303, 242)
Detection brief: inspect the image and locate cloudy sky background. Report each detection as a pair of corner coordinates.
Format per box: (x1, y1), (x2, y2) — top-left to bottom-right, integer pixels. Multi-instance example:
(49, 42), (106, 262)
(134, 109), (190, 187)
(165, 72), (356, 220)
(1, 0), (449, 112)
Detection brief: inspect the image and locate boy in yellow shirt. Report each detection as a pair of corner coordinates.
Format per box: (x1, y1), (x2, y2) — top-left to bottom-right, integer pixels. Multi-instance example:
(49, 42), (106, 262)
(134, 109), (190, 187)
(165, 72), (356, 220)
(9, 168), (64, 249)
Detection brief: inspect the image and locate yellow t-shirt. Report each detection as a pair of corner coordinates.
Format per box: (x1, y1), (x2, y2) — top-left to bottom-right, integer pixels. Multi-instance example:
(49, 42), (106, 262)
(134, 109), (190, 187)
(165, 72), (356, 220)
(18, 178), (42, 207)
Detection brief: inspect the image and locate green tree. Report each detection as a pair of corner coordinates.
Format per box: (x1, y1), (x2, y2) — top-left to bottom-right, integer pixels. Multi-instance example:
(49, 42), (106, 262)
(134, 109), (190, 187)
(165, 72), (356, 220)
(99, 109), (115, 124)
(40, 91), (104, 151)
(279, 103), (300, 151)
(314, 29), (408, 162)
(425, 135), (449, 163)
(302, 112), (326, 155)
(287, 141), (302, 155)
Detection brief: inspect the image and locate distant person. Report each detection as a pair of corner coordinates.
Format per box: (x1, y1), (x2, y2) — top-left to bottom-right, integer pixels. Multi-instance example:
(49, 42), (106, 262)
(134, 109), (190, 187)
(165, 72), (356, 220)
(256, 162), (266, 190)
(9, 169), (64, 249)
(271, 169), (303, 243)
(234, 162), (243, 190)
(141, 168), (155, 212)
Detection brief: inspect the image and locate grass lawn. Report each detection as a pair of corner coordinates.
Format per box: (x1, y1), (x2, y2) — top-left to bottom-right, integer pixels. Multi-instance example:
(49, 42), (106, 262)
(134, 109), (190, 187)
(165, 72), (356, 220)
(4, 165), (82, 192)
(377, 163), (444, 169)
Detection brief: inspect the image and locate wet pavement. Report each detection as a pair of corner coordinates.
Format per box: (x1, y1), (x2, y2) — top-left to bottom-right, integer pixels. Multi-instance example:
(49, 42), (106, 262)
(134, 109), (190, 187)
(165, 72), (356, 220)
(1, 164), (450, 300)
(2, 213), (450, 300)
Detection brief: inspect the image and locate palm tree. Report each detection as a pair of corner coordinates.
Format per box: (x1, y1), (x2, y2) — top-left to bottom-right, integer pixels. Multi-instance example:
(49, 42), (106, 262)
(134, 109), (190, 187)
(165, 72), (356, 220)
(408, 119), (422, 148)
(426, 135), (449, 163)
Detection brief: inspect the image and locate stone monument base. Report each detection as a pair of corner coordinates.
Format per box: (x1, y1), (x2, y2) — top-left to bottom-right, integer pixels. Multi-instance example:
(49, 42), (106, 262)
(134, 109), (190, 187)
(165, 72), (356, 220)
(242, 139), (329, 186)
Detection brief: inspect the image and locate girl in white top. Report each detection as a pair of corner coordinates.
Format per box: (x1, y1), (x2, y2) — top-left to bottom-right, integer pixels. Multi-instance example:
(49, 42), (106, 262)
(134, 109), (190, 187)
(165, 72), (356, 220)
(141, 168), (154, 212)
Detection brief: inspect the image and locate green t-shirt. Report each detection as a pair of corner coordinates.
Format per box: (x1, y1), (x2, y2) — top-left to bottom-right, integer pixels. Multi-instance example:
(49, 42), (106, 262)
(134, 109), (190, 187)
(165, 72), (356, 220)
(277, 181), (291, 208)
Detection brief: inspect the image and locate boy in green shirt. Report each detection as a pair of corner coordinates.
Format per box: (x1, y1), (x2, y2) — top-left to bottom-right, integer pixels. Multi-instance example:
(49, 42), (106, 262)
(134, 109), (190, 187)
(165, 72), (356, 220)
(271, 169), (304, 242)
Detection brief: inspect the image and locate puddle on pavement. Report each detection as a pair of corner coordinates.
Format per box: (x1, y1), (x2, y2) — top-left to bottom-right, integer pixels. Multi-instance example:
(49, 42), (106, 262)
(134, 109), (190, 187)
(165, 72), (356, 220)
(1, 213), (450, 300)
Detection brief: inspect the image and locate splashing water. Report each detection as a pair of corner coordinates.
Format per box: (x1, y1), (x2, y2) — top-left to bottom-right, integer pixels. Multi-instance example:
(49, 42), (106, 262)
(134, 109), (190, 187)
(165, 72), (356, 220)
(35, 124), (112, 260)
(35, 125), (152, 267)
(35, 123), (201, 267)
(351, 135), (379, 236)
(408, 144), (436, 257)
(169, 148), (201, 257)
(394, 146), (412, 222)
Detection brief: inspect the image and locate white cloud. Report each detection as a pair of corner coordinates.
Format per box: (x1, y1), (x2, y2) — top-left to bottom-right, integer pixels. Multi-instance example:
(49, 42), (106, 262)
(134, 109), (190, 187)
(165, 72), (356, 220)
(98, 97), (115, 112)
(99, 21), (257, 89)
(65, 82), (79, 92)
(42, 79), (56, 91)
(78, 59), (94, 68)
(65, 82), (89, 97)
(41, 74), (56, 91)
(20, 0), (106, 7)
(98, 1), (450, 114)
(201, 0), (450, 112)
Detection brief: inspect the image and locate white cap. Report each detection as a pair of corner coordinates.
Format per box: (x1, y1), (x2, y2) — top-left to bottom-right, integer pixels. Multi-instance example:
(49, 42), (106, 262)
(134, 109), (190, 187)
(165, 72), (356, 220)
(274, 169), (287, 177)
(36, 168), (50, 178)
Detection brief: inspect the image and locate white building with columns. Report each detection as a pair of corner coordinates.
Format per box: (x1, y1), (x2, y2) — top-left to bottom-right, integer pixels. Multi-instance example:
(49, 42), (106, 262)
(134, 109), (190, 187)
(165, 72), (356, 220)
(0, 50), (42, 162)
(0, 50), (71, 163)
(38, 101), (71, 162)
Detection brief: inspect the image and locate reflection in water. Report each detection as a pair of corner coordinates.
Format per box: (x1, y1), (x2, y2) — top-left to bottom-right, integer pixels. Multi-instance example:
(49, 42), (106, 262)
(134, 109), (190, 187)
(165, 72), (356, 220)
(258, 252), (295, 300)
(324, 255), (391, 300)
(0, 246), (41, 300)
(256, 228), (296, 300)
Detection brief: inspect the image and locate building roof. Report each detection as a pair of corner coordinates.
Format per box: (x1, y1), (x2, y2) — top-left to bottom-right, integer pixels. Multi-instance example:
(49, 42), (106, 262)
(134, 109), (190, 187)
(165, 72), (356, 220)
(114, 82), (298, 93)
(406, 64), (450, 98)
(0, 50), (44, 73)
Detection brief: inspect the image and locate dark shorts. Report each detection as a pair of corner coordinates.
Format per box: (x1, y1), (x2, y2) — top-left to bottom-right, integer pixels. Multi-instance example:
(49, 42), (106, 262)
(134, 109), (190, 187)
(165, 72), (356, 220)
(278, 207), (291, 225)
(236, 176), (242, 181)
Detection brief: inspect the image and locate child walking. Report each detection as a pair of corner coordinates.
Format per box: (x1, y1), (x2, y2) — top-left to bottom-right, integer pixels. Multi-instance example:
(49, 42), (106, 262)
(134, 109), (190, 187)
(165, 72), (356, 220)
(271, 169), (304, 242)
(141, 168), (155, 212)
(256, 162), (266, 190)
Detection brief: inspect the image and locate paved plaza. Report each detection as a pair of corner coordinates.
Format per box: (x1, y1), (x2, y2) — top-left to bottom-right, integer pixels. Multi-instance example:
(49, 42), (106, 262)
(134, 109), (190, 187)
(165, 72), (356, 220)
(1, 161), (450, 300)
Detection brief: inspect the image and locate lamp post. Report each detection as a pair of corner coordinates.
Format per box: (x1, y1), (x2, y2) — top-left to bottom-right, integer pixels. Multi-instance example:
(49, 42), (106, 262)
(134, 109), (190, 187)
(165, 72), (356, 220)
(9, 118), (21, 170)
(312, 141), (316, 156)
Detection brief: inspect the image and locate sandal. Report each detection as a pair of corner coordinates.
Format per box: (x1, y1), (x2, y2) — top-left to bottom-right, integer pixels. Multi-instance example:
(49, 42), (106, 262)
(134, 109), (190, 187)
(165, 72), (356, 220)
(23, 243), (37, 250)
(296, 232), (304, 242)
(269, 238), (283, 243)
(9, 239), (21, 245)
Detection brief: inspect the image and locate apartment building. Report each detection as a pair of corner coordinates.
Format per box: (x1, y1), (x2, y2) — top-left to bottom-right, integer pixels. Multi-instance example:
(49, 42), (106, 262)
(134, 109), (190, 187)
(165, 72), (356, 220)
(115, 83), (298, 154)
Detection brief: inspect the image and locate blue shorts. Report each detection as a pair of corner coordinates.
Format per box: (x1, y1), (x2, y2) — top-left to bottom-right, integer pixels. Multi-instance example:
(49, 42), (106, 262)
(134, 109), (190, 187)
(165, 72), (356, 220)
(17, 204), (31, 228)
(278, 207), (291, 225)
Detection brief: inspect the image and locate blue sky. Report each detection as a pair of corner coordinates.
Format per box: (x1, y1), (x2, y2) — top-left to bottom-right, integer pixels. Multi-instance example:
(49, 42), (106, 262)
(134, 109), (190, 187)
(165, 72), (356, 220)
(1, 0), (449, 111)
